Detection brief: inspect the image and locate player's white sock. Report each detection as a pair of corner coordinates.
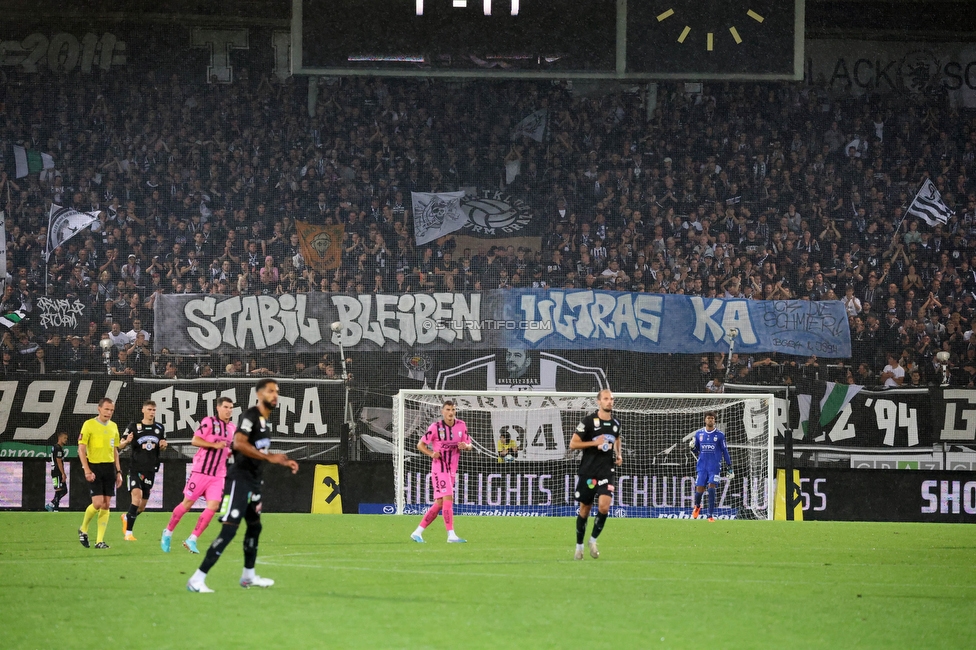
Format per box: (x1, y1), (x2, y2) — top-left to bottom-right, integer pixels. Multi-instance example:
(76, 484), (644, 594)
(242, 567), (256, 581)
(589, 536), (597, 544)
(190, 569), (207, 583)
(187, 534), (198, 542)
(412, 526), (425, 537)
(447, 531), (460, 541)
(162, 529), (172, 537)
(576, 543), (584, 552)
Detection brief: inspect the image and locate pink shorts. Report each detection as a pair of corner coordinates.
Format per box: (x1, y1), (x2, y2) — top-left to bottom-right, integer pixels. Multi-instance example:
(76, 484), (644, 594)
(430, 472), (456, 500)
(183, 472), (225, 503)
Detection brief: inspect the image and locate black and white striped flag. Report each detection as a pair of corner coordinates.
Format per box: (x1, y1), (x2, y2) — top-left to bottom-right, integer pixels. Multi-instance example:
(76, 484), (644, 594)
(907, 178), (953, 226)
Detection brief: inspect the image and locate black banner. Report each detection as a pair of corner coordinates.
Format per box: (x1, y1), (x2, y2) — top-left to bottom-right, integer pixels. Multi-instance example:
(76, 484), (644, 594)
(0, 377), (345, 445)
(0, 377), (127, 445)
(129, 378), (345, 440)
(730, 382), (951, 449)
(810, 386), (934, 448)
(799, 468), (976, 523)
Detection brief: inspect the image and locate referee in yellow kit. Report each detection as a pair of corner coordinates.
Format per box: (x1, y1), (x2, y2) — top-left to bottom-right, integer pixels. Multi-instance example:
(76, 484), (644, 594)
(78, 397), (123, 549)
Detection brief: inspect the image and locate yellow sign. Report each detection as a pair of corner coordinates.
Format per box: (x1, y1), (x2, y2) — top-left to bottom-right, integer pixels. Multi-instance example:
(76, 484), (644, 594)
(311, 464), (343, 514)
(773, 468), (803, 521)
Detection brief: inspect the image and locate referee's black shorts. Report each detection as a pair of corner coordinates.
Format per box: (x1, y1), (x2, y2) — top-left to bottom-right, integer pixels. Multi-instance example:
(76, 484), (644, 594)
(89, 462), (117, 497)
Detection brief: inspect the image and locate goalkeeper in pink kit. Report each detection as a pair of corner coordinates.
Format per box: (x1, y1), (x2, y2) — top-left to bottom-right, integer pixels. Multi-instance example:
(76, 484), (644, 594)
(161, 396), (236, 553)
(411, 400), (472, 543)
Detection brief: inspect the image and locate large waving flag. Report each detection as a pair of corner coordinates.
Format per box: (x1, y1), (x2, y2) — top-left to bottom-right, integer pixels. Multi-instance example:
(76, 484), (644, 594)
(510, 109), (547, 142)
(412, 191), (467, 245)
(907, 178), (953, 226)
(0, 308), (27, 331)
(295, 221), (344, 271)
(819, 381), (862, 426)
(44, 204), (101, 261)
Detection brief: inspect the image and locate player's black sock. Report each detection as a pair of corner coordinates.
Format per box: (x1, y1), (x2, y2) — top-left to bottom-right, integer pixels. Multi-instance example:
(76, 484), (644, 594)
(707, 487), (716, 517)
(126, 504), (139, 532)
(53, 487), (67, 508)
(575, 515), (587, 544)
(591, 511), (608, 539)
(200, 523), (239, 573)
(243, 520), (262, 569)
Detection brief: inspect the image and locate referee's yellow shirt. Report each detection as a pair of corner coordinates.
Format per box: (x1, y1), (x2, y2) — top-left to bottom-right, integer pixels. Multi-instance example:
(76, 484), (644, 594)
(78, 418), (120, 464)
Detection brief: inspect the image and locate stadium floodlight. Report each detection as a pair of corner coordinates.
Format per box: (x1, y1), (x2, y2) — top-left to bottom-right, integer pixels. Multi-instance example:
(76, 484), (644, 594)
(937, 351), (951, 386)
(392, 390), (774, 520)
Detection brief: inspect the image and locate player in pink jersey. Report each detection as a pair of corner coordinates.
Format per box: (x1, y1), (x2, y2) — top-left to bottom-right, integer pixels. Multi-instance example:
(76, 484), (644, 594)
(161, 396), (236, 554)
(411, 400), (472, 543)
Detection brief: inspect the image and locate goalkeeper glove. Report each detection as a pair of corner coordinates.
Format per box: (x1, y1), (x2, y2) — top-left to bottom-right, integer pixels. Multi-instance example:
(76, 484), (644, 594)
(727, 470), (735, 479)
(688, 438), (696, 449)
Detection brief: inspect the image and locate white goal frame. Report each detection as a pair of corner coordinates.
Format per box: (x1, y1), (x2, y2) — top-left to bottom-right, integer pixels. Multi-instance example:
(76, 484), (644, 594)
(393, 390), (775, 519)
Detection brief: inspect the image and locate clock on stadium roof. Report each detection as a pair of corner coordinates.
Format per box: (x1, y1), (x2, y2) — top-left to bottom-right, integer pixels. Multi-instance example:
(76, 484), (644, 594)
(627, 0), (803, 79)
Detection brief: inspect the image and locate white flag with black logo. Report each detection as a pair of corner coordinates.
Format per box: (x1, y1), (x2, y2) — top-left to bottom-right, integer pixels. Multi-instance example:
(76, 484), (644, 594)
(511, 109), (547, 142)
(907, 178), (953, 226)
(44, 204), (101, 261)
(412, 191), (467, 245)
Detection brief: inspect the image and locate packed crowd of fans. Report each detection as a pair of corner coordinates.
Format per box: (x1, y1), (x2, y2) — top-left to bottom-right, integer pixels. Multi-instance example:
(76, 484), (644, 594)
(1, 66), (975, 386)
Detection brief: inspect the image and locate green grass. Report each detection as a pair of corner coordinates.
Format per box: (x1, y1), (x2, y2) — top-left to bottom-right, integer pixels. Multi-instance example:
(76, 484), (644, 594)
(1, 513), (974, 649)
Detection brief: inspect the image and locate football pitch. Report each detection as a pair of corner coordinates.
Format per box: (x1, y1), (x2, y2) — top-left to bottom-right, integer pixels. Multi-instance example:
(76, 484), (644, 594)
(1, 513), (973, 649)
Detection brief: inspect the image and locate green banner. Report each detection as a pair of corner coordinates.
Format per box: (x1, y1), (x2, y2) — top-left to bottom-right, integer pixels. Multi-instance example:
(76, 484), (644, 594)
(0, 442), (77, 459)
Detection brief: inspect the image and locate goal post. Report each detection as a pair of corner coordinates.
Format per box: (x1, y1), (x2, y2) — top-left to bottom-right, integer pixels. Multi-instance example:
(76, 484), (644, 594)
(392, 390), (775, 520)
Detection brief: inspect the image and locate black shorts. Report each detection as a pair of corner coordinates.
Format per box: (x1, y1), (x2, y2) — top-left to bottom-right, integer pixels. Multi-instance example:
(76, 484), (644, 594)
(126, 469), (156, 496)
(51, 474), (66, 491)
(217, 475), (263, 525)
(89, 463), (117, 498)
(575, 474), (615, 505)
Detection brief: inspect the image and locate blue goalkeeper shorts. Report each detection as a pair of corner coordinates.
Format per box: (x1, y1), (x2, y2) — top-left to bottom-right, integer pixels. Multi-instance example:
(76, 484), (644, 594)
(696, 464), (721, 488)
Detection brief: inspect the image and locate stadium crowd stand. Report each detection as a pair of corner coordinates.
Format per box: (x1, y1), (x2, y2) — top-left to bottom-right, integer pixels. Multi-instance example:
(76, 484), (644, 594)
(1, 69), (975, 387)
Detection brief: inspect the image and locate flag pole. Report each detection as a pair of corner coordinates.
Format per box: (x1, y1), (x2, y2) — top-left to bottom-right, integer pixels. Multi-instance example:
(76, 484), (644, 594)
(888, 180), (924, 253)
(43, 202), (56, 296)
(4, 182), (8, 294)
(44, 200), (49, 296)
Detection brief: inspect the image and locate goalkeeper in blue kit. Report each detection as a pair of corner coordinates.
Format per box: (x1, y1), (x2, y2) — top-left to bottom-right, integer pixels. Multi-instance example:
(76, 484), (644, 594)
(690, 412), (732, 521)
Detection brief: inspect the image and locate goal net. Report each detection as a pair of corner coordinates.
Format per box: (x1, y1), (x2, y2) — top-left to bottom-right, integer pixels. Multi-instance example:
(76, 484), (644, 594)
(392, 391), (774, 520)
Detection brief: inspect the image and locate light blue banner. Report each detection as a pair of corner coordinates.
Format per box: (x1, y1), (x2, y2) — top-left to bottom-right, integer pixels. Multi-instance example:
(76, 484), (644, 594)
(504, 290), (851, 358)
(156, 290), (850, 357)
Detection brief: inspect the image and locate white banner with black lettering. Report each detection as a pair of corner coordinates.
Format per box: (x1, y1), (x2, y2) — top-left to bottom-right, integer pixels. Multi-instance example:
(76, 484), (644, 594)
(806, 39), (976, 107)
